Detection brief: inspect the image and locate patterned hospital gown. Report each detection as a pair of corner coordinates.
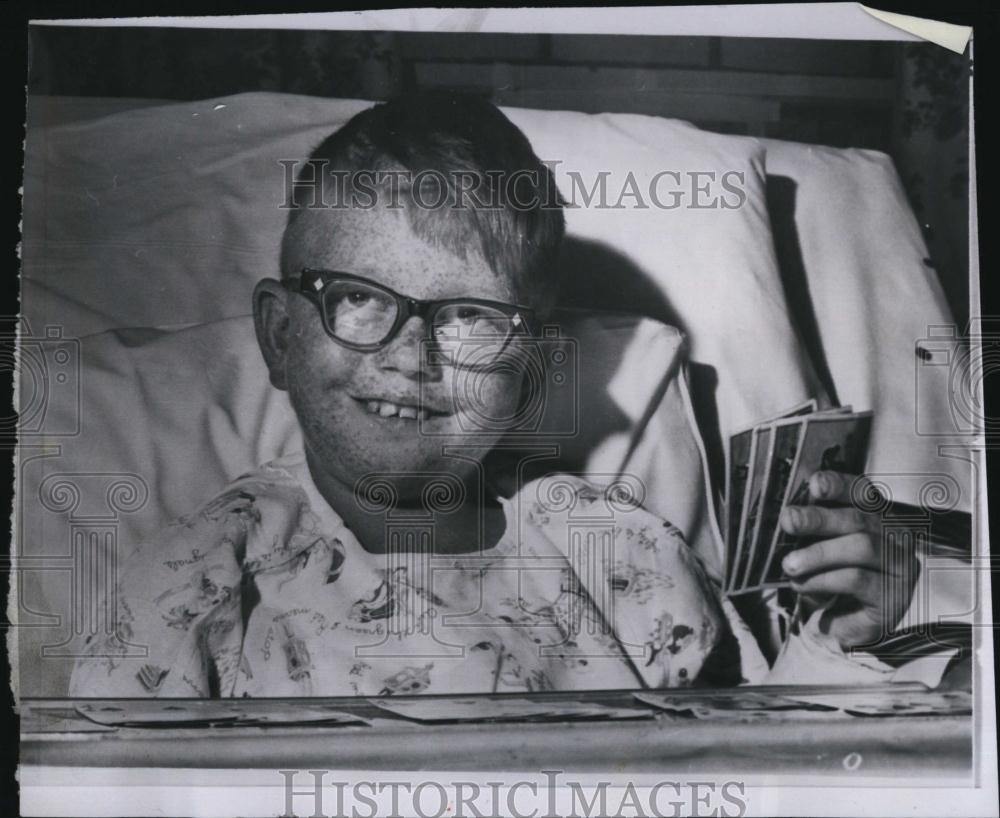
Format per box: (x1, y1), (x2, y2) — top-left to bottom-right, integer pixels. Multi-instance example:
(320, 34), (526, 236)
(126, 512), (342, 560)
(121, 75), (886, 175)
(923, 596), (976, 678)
(69, 453), (887, 697)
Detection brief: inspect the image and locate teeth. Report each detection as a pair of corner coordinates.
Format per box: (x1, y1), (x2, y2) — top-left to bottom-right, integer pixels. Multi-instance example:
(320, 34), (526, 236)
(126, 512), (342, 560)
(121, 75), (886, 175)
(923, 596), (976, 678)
(362, 399), (435, 420)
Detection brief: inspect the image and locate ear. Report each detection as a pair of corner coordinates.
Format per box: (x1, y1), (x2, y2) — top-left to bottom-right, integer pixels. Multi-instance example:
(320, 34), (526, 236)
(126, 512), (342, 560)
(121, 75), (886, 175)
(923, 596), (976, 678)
(253, 278), (292, 391)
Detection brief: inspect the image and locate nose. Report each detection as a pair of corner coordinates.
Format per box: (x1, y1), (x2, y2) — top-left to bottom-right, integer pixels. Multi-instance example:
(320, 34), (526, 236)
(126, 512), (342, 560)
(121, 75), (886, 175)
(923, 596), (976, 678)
(376, 316), (441, 379)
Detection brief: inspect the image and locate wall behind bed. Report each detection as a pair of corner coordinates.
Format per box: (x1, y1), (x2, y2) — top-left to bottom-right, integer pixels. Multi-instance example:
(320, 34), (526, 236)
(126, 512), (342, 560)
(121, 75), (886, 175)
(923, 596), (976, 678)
(28, 27), (970, 328)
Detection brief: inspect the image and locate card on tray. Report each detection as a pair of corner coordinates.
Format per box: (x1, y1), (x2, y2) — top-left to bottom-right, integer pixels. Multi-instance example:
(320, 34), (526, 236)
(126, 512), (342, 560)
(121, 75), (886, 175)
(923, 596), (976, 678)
(634, 690), (840, 720)
(22, 707), (118, 734)
(368, 696), (651, 723)
(75, 701), (242, 727)
(760, 411), (873, 587)
(75, 700), (369, 727)
(786, 688), (971, 717)
(220, 702), (370, 726)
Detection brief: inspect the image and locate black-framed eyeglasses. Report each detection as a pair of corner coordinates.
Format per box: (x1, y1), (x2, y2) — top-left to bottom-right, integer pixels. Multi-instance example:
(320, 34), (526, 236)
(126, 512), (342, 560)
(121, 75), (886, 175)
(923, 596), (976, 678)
(283, 269), (536, 367)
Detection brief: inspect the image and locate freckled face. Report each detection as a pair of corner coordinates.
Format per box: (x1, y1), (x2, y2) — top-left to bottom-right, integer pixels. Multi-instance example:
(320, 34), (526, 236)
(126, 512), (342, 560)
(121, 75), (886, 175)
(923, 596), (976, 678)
(279, 206), (525, 494)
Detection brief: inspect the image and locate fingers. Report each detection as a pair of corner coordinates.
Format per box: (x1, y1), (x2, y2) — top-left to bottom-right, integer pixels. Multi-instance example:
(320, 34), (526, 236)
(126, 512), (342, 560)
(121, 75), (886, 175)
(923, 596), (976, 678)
(787, 565), (883, 602)
(780, 503), (867, 537)
(807, 471), (882, 507)
(781, 533), (881, 577)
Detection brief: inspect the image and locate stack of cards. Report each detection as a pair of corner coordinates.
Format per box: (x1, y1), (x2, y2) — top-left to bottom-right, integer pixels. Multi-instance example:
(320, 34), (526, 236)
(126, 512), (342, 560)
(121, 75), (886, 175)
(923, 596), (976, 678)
(723, 401), (873, 595)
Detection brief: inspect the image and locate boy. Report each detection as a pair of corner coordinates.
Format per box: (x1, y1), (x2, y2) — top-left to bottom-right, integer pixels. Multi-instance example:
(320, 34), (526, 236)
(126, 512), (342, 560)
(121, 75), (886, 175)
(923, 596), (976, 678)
(70, 92), (915, 697)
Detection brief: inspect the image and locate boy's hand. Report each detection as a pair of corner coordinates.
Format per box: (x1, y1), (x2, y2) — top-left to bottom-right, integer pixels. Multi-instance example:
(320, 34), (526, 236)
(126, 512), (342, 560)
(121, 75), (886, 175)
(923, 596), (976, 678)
(778, 471), (919, 650)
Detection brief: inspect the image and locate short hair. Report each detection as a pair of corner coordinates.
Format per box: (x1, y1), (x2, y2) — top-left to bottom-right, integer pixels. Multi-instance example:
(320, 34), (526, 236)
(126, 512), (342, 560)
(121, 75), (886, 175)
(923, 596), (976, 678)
(281, 91), (566, 314)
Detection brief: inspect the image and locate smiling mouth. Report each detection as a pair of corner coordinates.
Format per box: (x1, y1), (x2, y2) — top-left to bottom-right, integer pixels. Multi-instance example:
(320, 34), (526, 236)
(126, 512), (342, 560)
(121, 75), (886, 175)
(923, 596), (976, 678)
(354, 397), (453, 421)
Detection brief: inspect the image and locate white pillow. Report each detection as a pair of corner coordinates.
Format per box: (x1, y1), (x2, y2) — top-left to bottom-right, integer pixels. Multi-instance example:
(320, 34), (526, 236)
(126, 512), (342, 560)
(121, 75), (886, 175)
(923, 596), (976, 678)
(505, 106), (824, 441)
(22, 92), (820, 442)
(762, 139), (972, 511)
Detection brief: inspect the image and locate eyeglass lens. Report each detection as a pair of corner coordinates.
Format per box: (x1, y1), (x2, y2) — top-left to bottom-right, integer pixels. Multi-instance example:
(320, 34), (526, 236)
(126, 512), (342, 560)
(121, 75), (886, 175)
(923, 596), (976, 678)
(321, 280), (521, 364)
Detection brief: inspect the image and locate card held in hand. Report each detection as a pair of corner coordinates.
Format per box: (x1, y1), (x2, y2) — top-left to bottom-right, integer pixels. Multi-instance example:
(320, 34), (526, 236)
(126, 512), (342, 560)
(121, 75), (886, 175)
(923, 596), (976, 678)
(724, 426), (754, 591)
(735, 425), (774, 591)
(723, 400), (816, 593)
(760, 411), (873, 587)
(722, 402), (871, 594)
(744, 418), (806, 592)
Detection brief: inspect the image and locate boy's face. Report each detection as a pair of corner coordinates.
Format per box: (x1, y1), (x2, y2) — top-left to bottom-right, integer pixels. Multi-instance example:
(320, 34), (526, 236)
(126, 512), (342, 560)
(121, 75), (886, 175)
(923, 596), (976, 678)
(256, 204), (526, 497)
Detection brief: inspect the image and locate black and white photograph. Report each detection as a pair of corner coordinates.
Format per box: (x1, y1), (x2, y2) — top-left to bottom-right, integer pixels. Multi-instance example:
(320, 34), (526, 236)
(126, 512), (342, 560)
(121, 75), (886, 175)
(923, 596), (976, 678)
(6, 4), (996, 816)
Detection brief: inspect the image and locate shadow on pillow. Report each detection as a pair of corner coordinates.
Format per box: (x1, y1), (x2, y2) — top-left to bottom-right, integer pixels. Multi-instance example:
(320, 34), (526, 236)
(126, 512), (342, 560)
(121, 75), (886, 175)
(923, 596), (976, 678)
(554, 235), (724, 492)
